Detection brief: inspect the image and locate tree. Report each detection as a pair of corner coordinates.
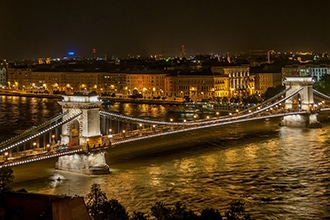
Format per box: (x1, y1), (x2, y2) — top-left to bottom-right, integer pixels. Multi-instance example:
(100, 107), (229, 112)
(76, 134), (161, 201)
(151, 201), (198, 220)
(264, 85), (285, 100)
(200, 207), (222, 220)
(0, 167), (14, 192)
(314, 74), (330, 95)
(131, 211), (149, 220)
(85, 184), (254, 220)
(151, 202), (171, 220)
(85, 184), (129, 220)
(86, 183), (108, 219)
(101, 199), (129, 220)
(225, 200), (251, 220)
(171, 201), (198, 220)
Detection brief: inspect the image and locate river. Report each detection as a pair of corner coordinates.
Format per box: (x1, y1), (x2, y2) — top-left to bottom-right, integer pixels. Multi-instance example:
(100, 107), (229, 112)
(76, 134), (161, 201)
(0, 96), (329, 219)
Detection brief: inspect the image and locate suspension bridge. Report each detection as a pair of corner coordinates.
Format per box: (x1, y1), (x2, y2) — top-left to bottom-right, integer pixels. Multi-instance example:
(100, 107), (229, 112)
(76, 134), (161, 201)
(0, 77), (330, 174)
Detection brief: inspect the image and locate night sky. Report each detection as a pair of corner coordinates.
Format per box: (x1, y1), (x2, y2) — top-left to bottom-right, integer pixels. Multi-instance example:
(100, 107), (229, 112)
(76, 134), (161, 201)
(1, 0), (330, 59)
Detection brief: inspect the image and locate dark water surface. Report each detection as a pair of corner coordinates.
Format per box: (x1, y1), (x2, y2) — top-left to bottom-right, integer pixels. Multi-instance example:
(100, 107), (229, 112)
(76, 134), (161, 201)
(1, 96), (329, 219)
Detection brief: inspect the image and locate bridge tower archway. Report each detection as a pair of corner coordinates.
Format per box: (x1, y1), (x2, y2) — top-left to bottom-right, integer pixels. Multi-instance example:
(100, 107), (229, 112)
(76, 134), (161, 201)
(57, 93), (102, 149)
(284, 77), (314, 111)
(68, 119), (80, 146)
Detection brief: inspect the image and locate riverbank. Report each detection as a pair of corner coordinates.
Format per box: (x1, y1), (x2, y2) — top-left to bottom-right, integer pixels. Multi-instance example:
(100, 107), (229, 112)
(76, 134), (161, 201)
(0, 89), (184, 105)
(100, 96), (183, 105)
(0, 90), (62, 99)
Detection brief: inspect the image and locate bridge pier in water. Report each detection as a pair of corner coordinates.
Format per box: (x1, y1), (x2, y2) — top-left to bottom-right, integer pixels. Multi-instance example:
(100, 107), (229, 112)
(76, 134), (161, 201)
(281, 77), (322, 128)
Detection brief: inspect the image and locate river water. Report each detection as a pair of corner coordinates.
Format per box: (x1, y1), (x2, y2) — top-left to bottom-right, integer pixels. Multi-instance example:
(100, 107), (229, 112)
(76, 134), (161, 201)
(1, 96), (329, 219)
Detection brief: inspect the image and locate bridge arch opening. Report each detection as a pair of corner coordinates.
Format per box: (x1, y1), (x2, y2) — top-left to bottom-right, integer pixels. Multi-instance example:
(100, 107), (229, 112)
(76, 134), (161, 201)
(69, 120), (80, 147)
(284, 77), (314, 111)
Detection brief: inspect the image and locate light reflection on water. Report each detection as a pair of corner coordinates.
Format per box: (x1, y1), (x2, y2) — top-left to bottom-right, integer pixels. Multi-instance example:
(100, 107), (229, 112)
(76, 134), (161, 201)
(14, 125), (330, 219)
(0, 97), (329, 219)
(0, 96), (61, 140)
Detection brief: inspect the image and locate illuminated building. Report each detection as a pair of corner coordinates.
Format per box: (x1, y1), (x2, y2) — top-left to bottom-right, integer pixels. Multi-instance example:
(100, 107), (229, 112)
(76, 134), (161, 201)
(0, 63), (6, 88)
(6, 65), (255, 99)
(282, 64), (330, 82)
(211, 65), (254, 97)
(125, 71), (166, 98)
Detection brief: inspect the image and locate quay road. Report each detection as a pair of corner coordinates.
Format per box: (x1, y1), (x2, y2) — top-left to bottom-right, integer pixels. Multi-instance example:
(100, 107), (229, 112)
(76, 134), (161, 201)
(0, 89), (182, 104)
(0, 89), (254, 113)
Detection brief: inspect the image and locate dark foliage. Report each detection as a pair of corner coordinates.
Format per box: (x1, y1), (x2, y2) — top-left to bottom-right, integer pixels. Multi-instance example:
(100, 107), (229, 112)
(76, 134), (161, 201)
(151, 201), (199, 220)
(200, 208), (222, 220)
(86, 183), (108, 219)
(101, 199), (129, 220)
(314, 74), (330, 96)
(0, 167), (14, 192)
(264, 85), (285, 100)
(85, 184), (253, 220)
(131, 211), (149, 220)
(225, 200), (251, 220)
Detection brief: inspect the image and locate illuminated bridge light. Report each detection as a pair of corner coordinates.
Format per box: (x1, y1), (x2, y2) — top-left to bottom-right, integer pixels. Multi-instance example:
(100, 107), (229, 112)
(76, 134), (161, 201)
(1, 87), (326, 165)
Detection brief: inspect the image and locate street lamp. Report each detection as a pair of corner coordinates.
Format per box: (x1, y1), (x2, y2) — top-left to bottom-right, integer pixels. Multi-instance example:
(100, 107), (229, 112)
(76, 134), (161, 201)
(52, 134), (55, 145)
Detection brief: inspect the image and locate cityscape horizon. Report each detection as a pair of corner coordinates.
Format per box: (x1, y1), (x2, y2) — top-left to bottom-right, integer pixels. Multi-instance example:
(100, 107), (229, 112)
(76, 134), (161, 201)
(2, 48), (330, 61)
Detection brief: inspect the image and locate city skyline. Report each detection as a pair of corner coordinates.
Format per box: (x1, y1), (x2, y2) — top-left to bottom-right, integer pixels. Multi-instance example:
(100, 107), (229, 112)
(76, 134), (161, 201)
(1, 0), (330, 59)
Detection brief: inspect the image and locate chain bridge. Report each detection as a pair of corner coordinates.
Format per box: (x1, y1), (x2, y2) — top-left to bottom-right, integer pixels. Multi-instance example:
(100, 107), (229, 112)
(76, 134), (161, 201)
(1, 77), (330, 174)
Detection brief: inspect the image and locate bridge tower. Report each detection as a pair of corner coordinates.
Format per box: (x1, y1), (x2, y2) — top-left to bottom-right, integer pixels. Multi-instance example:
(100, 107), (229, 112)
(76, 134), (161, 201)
(284, 76), (314, 111)
(57, 92), (102, 150)
(282, 76), (321, 127)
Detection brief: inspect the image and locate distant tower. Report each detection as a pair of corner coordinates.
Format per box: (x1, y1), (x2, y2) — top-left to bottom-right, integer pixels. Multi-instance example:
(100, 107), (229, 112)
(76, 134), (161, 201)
(180, 44), (186, 58)
(267, 50), (275, 64)
(92, 48), (96, 58)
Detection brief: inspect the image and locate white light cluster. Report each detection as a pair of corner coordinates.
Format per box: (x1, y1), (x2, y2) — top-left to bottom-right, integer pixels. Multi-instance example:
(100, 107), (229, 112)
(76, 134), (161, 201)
(99, 87), (304, 128)
(0, 149), (82, 168)
(110, 111), (306, 147)
(2, 87), (330, 167)
(63, 95), (99, 103)
(0, 111), (82, 153)
(0, 111), (69, 148)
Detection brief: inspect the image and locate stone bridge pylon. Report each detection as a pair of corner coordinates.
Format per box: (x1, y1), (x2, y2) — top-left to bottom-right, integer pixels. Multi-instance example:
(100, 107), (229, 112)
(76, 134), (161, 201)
(284, 76), (314, 111)
(282, 76), (321, 128)
(57, 92), (103, 150)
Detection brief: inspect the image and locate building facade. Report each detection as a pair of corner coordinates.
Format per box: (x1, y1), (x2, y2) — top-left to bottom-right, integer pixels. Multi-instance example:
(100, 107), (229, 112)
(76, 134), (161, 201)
(7, 65), (256, 100)
(253, 72), (282, 94)
(0, 63), (6, 88)
(211, 65), (254, 98)
(125, 72), (166, 98)
(282, 64), (330, 82)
